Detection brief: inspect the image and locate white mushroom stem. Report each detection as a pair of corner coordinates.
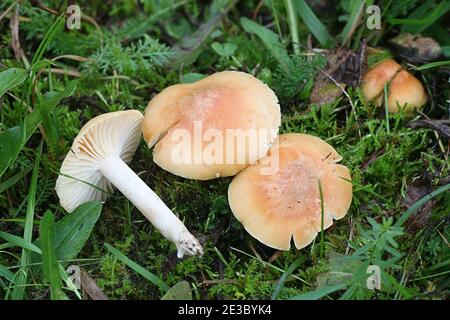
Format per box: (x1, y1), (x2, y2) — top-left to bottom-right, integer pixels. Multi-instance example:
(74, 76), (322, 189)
(100, 157), (203, 258)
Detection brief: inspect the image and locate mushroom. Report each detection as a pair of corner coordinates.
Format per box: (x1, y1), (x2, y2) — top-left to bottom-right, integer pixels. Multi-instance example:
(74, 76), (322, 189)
(228, 133), (352, 250)
(386, 70), (428, 113)
(362, 59), (401, 106)
(55, 110), (203, 258)
(361, 58), (427, 112)
(142, 71), (281, 180)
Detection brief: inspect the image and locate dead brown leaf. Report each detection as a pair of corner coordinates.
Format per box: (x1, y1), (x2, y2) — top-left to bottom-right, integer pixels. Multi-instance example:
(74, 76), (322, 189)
(310, 41), (367, 106)
(80, 268), (109, 300)
(9, 4), (26, 62)
(402, 172), (437, 232)
(360, 147), (386, 171)
(390, 33), (442, 64)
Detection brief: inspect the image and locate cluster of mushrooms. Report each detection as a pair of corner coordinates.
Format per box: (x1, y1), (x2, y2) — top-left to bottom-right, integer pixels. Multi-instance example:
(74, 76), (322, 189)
(362, 58), (427, 113)
(59, 64), (431, 257)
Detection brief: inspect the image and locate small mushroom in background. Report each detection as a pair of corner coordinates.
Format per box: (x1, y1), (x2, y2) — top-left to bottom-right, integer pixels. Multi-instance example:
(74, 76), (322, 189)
(228, 133), (352, 251)
(56, 110), (203, 258)
(386, 70), (428, 113)
(142, 71), (281, 180)
(361, 58), (427, 113)
(361, 58), (401, 106)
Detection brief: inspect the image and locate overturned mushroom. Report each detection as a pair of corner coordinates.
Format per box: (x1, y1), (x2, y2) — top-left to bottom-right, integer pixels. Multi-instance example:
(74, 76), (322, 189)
(228, 133), (352, 250)
(56, 110), (203, 258)
(361, 58), (427, 112)
(142, 71), (281, 180)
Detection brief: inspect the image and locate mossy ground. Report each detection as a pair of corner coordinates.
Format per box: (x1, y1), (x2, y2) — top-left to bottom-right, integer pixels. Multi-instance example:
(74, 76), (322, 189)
(0, 1), (448, 300)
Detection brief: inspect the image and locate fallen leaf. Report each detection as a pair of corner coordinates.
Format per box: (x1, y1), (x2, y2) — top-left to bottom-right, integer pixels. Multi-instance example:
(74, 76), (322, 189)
(310, 42), (367, 106)
(80, 268), (109, 300)
(390, 33), (442, 64)
(161, 281), (192, 300)
(402, 172), (437, 231)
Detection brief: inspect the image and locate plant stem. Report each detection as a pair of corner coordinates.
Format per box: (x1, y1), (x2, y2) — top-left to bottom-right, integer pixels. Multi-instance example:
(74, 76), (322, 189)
(384, 84), (390, 135)
(285, 0), (300, 55)
(11, 142), (42, 299)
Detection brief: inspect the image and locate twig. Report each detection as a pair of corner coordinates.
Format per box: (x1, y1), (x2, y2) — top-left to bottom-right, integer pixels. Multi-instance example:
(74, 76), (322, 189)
(344, 215), (354, 256)
(45, 68), (81, 77)
(52, 55), (94, 63)
(307, 34), (313, 62)
(10, 4), (28, 66)
(80, 268), (109, 300)
(359, 147), (386, 171)
(30, 0), (59, 15)
(252, 0), (265, 20)
(0, 1), (17, 23)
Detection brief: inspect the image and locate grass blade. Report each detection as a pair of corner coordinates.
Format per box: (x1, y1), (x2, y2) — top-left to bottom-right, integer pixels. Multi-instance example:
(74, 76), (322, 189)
(40, 211), (68, 300)
(292, 0), (333, 48)
(30, 15), (65, 66)
(104, 243), (170, 292)
(0, 231), (42, 254)
(340, 1), (366, 47)
(36, 94), (59, 156)
(319, 180), (325, 257)
(10, 142), (42, 300)
(289, 283), (348, 300)
(410, 60), (450, 71)
(395, 183), (450, 227)
(384, 84), (390, 135)
(240, 17), (291, 71)
(0, 265), (15, 284)
(271, 256), (304, 300)
(399, 0), (450, 34)
(0, 164), (33, 193)
(284, 0), (300, 54)
(32, 201), (103, 271)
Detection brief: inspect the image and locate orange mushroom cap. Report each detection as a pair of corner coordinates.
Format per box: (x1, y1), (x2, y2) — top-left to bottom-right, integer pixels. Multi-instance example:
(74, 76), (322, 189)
(362, 59), (401, 104)
(361, 58), (427, 112)
(228, 133), (352, 250)
(387, 70), (428, 113)
(142, 71), (281, 180)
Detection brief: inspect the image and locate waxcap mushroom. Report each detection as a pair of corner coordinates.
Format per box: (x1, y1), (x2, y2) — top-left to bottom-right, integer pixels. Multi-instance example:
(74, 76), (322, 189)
(387, 70), (428, 113)
(361, 58), (401, 106)
(228, 133), (352, 250)
(56, 110), (202, 258)
(142, 71), (281, 180)
(361, 58), (427, 112)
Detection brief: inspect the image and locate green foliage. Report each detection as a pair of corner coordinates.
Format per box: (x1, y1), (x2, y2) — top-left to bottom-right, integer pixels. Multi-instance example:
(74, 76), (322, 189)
(272, 54), (326, 100)
(292, 0), (333, 48)
(34, 201), (103, 265)
(0, 68), (28, 97)
(104, 243), (170, 293)
(39, 211), (68, 300)
(10, 143), (41, 300)
(161, 281), (193, 300)
(84, 35), (173, 77)
(241, 17), (291, 71)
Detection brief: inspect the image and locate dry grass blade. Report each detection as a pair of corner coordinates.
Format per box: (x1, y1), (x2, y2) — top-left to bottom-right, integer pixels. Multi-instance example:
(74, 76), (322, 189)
(9, 4), (27, 65)
(80, 268), (109, 300)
